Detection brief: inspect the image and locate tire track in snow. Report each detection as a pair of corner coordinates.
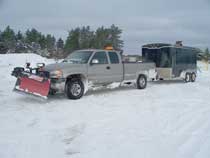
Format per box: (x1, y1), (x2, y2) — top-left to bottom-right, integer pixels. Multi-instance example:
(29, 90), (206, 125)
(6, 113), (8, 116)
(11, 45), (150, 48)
(166, 104), (210, 158)
(156, 99), (210, 158)
(62, 123), (85, 156)
(164, 102), (210, 134)
(177, 118), (210, 158)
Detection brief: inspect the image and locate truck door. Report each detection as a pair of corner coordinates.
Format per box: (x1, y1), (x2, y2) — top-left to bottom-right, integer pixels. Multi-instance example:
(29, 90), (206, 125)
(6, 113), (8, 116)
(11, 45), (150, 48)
(88, 51), (112, 84)
(107, 51), (123, 82)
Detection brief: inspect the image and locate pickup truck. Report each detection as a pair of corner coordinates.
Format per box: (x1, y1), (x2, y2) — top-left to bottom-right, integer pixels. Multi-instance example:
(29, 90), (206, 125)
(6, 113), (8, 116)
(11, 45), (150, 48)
(12, 49), (156, 99)
(43, 49), (156, 99)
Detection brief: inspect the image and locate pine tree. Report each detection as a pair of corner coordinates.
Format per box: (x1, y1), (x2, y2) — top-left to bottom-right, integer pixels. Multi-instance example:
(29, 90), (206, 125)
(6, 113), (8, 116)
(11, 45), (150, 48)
(204, 48), (210, 60)
(15, 31), (27, 53)
(55, 38), (65, 58)
(46, 34), (55, 50)
(94, 26), (109, 49)
(56, 38), (64, 49)
(25, 28), (43, 54)
(79, 26), (94, 49)
(16, 31), (23, 41)
(64, 28), (80, 54)
(0, 30), (2, 42)
(39, 35), (47, 49)
(1, 26), (16, 52)
(109, 24), (124, 50)
(25, 28), (41, 44)
(0, 30), (7, 54)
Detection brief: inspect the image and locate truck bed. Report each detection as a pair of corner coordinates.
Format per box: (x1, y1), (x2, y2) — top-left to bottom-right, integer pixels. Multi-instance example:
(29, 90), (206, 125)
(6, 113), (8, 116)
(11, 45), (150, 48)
(123, 62), (156, 80)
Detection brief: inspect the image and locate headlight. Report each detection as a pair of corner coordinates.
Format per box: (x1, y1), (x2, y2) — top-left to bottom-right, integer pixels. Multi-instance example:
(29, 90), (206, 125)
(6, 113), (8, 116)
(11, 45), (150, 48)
(50, 69), (63, 78)
(37, 63), (45, 68)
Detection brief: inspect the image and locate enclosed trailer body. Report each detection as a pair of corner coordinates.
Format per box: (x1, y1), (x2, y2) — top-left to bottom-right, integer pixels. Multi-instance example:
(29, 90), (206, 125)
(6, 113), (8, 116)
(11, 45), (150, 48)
(142, 43), (197, 81)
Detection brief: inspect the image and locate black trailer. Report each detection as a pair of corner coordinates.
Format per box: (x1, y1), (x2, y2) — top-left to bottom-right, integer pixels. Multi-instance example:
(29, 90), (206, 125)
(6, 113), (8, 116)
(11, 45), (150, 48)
(142, 42), (197, 82)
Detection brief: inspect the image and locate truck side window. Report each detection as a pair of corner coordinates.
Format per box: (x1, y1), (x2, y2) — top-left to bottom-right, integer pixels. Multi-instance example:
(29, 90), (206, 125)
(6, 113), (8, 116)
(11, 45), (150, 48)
(108, 52), (119, 64)
(91, 52), (108, 64)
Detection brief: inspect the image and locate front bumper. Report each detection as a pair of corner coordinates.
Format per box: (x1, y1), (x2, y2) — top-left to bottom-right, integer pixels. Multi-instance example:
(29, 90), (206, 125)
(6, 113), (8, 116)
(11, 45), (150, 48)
(50, 78), (66, 92)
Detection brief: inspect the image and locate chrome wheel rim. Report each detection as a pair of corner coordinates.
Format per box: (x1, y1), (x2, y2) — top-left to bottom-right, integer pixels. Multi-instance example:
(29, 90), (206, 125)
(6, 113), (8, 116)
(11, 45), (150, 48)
(186, 74), (190, 82)
(71, 83), (82, 96)
(139, 77), (146, 87)
(192, 74), (196, 81)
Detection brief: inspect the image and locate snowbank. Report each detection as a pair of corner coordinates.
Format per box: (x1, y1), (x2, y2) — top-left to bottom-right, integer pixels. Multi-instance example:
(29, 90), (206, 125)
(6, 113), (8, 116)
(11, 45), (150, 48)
(0, 53), (54, 67)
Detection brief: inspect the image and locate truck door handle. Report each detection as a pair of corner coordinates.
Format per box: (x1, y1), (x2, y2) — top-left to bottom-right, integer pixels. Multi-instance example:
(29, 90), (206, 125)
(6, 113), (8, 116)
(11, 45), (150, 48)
(106, 66), (110, 70)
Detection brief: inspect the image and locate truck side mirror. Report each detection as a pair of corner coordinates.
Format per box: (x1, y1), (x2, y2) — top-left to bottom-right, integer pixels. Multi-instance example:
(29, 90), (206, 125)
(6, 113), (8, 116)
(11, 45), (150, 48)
(91, 59), (99, 65)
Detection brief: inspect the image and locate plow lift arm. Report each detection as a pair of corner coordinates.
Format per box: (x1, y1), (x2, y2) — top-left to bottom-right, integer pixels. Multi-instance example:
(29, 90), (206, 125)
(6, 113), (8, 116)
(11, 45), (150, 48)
(11, 63), (51, 99)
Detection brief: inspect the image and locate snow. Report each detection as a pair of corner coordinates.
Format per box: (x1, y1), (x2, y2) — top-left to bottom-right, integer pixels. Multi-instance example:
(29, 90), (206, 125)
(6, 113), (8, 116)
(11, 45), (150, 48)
(0, 53), (210, 158)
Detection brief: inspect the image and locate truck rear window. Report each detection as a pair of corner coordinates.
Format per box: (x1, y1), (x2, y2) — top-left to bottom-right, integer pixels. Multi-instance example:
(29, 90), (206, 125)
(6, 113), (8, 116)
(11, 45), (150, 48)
(108, 52), (119, 64)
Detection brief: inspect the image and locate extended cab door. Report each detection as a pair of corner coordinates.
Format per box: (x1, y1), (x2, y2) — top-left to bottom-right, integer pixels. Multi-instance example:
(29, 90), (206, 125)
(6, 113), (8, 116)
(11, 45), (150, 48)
(107, 51), (123, 82)
(88, 51), (112, 84)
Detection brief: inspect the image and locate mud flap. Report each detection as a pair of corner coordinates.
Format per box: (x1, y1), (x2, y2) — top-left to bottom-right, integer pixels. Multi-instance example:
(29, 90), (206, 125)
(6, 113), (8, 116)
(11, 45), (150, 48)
(15, 75), (50, 99)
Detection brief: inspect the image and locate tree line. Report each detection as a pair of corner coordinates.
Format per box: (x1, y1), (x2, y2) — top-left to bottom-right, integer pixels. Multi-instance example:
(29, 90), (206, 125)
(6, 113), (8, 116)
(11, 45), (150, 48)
(203, 48), (210, 60)
(195, 47), (210, 61)
(0, 25), (123, 58)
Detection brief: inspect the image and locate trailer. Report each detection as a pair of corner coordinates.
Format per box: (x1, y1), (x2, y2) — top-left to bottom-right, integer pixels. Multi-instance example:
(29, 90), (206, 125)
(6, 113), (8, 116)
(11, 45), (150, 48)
(142, 42), (198, 82)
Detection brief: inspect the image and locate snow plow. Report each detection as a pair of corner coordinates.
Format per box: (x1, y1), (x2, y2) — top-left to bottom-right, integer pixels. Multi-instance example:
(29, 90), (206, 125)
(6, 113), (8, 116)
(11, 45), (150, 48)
(11, 63), (51, 99)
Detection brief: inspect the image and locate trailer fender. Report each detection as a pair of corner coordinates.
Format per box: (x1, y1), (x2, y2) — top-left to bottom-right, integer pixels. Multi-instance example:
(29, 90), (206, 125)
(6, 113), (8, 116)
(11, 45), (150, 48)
(180, 70), (196, 79)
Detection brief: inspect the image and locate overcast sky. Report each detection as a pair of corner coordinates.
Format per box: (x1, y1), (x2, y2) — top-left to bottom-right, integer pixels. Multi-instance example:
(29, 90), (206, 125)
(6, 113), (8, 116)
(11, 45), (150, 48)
(0, 0), (210, 54)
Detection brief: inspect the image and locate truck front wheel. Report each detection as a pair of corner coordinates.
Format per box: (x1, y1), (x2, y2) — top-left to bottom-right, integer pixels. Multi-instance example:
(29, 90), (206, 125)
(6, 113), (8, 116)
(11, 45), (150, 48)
(66, 79), (84, 99)
(137, 75), (147, 89)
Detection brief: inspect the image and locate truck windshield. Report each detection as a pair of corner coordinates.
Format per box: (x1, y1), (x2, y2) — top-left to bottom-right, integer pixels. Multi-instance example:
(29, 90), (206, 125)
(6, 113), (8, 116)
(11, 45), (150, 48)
(64, 51), (93, 64)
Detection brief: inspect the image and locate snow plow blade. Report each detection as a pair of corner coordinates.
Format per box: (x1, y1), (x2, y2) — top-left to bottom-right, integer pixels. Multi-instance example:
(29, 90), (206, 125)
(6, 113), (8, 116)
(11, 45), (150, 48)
(12, 67), (50, 99)
(15, 77), (50, 99)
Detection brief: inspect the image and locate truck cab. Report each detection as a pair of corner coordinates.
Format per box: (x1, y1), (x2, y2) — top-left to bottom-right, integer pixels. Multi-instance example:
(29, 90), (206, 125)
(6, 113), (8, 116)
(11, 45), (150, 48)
(87, 50), (124, 84)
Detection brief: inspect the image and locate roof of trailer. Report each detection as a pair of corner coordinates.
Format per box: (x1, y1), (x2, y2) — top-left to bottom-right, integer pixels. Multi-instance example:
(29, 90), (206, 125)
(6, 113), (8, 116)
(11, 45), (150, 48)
(142, 43), (172, 48)
(74, 48), (121, 52)
(142, 43), (198, 51)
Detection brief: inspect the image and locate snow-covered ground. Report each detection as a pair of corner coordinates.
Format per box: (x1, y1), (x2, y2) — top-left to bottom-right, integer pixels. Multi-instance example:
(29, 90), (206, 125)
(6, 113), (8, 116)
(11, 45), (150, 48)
(0, 53), (210, 158)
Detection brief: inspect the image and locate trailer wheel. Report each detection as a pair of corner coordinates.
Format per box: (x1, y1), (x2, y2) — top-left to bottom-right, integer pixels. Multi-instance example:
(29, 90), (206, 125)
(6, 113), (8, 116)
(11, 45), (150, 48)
(185, 73), (191, 82)
(191, 73), (196, 82)
(66, 79), (84, 99)
(137, 75), (147, 89)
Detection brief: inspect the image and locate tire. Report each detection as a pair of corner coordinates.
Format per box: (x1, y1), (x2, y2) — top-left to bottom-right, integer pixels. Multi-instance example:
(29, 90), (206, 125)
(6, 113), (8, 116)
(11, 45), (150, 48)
(137, 75), (147, 89)
(185, 73), (191, 82)
(191, 73), (196, 82)
(66, 79), (84, 99)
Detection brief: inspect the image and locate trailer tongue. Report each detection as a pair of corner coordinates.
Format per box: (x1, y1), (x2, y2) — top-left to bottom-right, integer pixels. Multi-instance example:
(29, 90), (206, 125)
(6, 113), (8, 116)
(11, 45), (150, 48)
(11, 66), (51, 99)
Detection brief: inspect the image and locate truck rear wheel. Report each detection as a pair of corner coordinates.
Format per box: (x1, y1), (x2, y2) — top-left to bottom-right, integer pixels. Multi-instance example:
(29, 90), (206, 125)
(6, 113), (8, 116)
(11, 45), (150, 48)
(191, 73), (196, 82)
(137, 75), (147, 89)
(66, 79), (84, 99)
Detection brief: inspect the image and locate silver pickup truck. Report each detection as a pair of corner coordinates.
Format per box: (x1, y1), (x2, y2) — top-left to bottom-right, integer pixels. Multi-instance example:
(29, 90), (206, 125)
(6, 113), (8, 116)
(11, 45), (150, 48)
(43, 49), (156, 99)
